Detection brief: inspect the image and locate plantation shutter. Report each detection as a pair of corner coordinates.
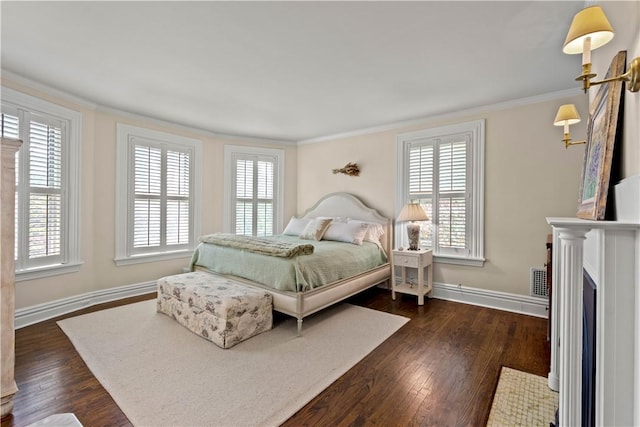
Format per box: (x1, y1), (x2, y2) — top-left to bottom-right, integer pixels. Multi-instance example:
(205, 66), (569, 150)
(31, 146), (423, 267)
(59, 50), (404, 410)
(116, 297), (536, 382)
(166, 150), (190, 245)
(27, 115), (64, 262)
(399, 120), (483, 264)
(408, 142), (434, 248)
(437, 139), (468, 255)
(1, 113), (20, 139)
(132, 141), (192, 254)
(134, 144), (162, 249)
(3, 89), (83, 277)
(407, 136), (469, 255)
(3, 110), (66, 268)
(2, 113), (21, 262)
(232, 154), (275, 237)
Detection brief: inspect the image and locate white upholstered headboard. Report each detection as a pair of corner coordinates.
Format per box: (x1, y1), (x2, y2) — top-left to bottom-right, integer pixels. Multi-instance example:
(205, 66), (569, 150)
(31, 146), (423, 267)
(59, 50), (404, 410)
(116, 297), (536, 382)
(300, 192), (391, 256)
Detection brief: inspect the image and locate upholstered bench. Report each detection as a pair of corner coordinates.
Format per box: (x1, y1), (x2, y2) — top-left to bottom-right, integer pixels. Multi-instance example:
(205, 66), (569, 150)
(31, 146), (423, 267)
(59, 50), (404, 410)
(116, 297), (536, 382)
(157, 271), (273, 349)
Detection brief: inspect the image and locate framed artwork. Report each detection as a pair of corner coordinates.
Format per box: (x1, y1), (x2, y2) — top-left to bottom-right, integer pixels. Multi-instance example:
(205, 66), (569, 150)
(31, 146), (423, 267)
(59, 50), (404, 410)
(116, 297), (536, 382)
(577, 51), (626, 220)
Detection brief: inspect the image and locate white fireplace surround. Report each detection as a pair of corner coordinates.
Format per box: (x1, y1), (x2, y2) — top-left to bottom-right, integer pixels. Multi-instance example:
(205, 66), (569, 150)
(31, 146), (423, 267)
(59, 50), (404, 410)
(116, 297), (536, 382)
(547, 176), (640, 427)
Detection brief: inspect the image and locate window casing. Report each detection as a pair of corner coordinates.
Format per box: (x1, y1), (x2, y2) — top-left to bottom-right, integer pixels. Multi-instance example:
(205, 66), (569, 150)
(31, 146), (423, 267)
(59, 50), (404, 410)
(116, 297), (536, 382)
(223, 145), (284, 236)
(1, 87), (82, 280)
(115, 124), (202, 265)
(396, 120), (485, 266)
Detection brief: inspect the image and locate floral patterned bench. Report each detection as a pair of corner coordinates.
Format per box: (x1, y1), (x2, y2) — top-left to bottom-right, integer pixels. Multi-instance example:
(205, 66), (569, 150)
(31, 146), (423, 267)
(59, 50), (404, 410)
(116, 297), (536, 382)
(157, 271), (273, 349)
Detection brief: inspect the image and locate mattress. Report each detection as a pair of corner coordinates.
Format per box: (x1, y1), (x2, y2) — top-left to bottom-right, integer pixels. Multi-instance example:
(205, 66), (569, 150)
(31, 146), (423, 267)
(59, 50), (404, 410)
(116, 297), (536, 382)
(190, 235), (387, 292)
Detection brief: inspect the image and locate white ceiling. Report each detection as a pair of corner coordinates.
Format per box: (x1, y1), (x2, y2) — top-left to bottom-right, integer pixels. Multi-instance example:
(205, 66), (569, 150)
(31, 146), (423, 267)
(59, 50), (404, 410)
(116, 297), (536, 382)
(1, 1), (589, 142)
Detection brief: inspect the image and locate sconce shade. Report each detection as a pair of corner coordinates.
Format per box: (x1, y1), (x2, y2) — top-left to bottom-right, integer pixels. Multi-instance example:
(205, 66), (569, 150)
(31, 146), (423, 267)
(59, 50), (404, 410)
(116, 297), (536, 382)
(553, 104), (581, 126)
(397, 203), (429, 222)
(563, 6), (614, 54)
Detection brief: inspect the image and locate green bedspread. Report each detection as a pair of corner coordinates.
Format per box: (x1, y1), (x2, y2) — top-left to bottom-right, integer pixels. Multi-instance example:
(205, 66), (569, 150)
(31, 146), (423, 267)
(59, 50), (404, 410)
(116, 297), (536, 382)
(190, 235), (387, 292)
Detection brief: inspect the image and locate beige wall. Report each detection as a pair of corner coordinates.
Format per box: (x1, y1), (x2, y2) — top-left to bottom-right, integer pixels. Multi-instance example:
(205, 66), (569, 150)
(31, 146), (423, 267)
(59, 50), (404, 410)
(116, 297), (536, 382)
(2, 78), (298, 309)
(590, 1), (640, 178)
(296, 1), (640, 297)
(297, 94), (588, 296)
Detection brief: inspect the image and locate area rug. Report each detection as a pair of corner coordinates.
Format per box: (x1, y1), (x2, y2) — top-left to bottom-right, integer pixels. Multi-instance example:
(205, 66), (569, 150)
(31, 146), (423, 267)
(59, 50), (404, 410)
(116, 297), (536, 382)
(486, 366), (559, 426)
(58, 300), (408, 427)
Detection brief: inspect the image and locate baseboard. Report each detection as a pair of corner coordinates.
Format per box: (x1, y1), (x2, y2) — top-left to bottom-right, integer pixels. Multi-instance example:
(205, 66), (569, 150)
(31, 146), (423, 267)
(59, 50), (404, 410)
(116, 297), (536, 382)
(15, 281), (157, 329)
(431, 282), (548, 318)
(16, 278), (548, 328)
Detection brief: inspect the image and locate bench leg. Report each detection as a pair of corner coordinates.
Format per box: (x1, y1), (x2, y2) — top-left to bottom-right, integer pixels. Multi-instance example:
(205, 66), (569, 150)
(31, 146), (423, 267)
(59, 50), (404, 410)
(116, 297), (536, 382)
(297, 318), (303, 337)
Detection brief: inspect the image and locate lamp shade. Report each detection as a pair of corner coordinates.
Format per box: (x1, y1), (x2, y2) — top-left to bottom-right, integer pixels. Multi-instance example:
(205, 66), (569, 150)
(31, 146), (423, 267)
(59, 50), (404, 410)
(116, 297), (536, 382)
(553, 104), (581, 126)
(563, 6), (614, 54)
(397, 203), (429, 222)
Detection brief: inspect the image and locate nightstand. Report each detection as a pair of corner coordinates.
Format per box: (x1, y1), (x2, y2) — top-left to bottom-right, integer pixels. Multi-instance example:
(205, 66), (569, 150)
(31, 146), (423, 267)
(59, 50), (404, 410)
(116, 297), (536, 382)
(391, 248), (433, 305)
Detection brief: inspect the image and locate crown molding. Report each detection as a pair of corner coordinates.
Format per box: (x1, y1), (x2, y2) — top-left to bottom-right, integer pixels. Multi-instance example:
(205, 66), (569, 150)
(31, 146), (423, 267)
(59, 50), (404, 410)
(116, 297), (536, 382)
(3, 69), (583, 148)
(1, 69), (97, 110)
(98, 104), (297, 147)
(298, 87), (583, 145)
(1, 69), (296, 147)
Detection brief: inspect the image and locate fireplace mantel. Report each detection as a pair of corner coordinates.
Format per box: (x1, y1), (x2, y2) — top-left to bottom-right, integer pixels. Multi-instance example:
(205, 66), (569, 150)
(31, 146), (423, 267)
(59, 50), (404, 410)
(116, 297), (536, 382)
(546, 217), (639, 427)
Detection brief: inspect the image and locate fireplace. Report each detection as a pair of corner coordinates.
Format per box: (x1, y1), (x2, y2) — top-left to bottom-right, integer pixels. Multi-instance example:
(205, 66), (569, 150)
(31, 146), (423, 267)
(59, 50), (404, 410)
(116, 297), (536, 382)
(546, 217), (639, 426)
(582, 270), (596, 427)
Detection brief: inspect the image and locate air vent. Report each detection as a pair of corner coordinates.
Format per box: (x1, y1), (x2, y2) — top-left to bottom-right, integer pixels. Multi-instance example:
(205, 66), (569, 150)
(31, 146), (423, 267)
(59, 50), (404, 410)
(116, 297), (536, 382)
(530, 267), (548, 298)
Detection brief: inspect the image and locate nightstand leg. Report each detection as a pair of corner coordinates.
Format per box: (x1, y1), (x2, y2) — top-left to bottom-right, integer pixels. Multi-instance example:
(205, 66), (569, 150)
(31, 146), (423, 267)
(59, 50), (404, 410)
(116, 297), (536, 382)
(391, 264), (396, 300)
(418, 265), (424, 305)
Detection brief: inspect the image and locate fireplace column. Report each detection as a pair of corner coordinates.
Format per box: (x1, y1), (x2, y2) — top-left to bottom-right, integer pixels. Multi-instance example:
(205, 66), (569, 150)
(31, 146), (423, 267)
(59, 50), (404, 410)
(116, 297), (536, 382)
(548, 230), (559, 392)
(555, 227), (589, 427)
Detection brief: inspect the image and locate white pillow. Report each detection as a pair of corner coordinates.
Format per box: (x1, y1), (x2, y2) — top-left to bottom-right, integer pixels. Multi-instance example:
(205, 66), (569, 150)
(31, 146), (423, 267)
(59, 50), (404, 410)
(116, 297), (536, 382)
(283, 217), (311, 236)
(322, 222), (369, 245)
(348, 220), (385, 244)
(300, 218), (332, 241)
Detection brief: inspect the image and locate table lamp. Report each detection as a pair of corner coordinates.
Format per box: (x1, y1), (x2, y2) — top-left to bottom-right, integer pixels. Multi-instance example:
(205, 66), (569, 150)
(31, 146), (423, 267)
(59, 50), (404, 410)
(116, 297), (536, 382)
(397, 202), (429, 250)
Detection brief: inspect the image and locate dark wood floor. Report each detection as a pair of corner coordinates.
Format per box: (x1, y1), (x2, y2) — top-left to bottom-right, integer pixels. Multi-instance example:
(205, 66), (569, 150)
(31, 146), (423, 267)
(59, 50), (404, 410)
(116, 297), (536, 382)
(2, 288), (549, 427)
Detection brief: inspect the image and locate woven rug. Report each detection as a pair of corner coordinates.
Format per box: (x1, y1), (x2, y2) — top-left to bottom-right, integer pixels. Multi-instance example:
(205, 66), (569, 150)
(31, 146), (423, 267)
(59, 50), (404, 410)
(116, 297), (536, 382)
(487, 366), (558, 426)
(58, 300), (408, 427)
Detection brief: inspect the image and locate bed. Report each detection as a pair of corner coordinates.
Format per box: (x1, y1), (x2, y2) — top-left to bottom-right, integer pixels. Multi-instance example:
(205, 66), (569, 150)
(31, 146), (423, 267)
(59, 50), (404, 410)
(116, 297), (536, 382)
(190, 192), (391, 334)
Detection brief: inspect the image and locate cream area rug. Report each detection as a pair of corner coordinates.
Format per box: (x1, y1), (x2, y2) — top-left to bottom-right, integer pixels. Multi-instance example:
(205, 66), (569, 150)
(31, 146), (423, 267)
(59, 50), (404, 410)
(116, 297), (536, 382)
(58, 300), (408, 427)
(487, 367), (559, 426)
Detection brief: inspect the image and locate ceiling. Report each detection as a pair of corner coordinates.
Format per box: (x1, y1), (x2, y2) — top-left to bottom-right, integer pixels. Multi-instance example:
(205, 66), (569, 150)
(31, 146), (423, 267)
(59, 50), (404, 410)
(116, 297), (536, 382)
(1, 1), (590, 142)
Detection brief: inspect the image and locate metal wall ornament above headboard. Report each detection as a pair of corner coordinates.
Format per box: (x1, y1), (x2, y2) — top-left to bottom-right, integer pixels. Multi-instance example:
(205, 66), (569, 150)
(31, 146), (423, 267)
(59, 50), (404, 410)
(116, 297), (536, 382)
(332, 162), (360, 177)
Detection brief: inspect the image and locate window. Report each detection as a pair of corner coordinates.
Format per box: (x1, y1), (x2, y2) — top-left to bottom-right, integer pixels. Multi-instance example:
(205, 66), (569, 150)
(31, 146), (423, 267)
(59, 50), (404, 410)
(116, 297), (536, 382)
(115, 124), (202, 265)
(396, 120), (484, 266)
(224, 145), (284, 236)
(1, 87), (82, 280)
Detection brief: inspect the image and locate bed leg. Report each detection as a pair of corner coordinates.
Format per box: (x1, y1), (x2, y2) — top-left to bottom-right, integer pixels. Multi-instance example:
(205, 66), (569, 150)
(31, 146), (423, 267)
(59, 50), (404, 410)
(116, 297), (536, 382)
(297, 318), (303, 337)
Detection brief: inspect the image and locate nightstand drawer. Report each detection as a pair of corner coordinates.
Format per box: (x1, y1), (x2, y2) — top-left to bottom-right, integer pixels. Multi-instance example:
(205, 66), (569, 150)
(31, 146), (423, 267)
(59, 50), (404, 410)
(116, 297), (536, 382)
(394, 254), (419, 268)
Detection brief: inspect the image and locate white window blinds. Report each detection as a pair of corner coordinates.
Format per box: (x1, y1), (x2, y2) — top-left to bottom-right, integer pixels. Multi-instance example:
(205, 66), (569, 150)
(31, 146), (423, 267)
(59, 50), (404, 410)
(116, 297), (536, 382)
(27, 116), (64, 261)
(131, 141), (192, 254)
(437, 140), (467, 251)
(398, 120), (484, 265)
(223, 145), (284, 237)
(2, 87), (82, 279)
(408, 138), (468, 255)
(115, 124), (201, 265)
(2, 111), (65, 268)
(408, 144), (434, 248)
(232, 155), (275, 237)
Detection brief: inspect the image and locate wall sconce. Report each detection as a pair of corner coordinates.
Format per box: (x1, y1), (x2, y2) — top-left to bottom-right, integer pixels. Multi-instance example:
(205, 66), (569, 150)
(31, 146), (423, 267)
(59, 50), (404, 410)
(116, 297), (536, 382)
(553, 104), (585, 148)
(563, 5), (639, 93)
